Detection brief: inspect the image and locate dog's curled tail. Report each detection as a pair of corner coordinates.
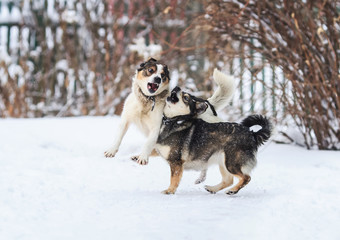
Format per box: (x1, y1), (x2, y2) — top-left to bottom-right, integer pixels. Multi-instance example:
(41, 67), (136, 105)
(241, 115), (272, 146)
(207, 69), (236, 111)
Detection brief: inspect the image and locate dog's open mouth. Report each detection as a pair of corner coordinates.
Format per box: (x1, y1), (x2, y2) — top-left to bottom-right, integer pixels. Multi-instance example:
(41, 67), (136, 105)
(147, 83), (159, 93)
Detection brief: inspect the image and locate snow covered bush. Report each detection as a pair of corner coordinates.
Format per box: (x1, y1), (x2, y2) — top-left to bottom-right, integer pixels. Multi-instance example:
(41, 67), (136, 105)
(200, 0), (340, 150)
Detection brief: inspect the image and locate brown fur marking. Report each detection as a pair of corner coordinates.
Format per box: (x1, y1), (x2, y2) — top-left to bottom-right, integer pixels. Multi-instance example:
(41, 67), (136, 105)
(144, 65), (157, 77)
(205, 161), (234, 193)
(150, 149), (159, 157)
(162, 163), (184, 194)
(227, 174), (251, 194)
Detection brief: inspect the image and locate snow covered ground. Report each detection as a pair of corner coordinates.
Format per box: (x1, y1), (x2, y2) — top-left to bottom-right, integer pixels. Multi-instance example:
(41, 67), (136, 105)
(0, 116), (339, 240)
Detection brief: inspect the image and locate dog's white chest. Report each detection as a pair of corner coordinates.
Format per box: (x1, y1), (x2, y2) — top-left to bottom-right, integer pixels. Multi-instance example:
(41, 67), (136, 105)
(127, 95), (163, 136)
(155, 144), (171, 159)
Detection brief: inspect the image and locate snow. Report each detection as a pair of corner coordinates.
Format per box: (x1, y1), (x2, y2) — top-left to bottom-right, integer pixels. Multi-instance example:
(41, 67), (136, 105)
(56, 59), (69, 72)
(0, 116), (340, 240)
(0, 45), (11, 65)
(0, 3), (10, 23)
(61, 10), (79, 24)
(129, 37), (162, 60)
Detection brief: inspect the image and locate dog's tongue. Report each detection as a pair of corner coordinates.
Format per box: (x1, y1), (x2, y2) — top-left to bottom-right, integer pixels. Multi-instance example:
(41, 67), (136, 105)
(148, 83), (158, 91)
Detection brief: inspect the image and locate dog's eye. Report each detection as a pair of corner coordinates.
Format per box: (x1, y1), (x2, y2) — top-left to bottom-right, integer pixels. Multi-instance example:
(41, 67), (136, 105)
(148, 68), (154, 73)
(161, 73), (165, 78)
(183, 95), (189, 102)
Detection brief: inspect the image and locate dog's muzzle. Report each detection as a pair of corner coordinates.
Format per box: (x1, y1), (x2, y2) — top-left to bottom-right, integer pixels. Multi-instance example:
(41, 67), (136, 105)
(167, 86), (181, 103)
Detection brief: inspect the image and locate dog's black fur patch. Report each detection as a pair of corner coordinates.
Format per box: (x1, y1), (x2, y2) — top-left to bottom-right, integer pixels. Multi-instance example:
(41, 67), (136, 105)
(138, 58), (157, 71)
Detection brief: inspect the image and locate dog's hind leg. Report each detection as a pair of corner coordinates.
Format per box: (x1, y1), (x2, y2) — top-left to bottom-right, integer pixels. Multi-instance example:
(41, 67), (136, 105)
(195, 169), (207, 184)
(162, 163), (184, 194)
(226, 174), (251, 195)
(205, 163), (233, 194)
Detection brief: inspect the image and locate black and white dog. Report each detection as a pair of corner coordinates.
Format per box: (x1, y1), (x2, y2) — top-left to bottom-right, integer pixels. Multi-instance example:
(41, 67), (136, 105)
(156, 87), (272, 195)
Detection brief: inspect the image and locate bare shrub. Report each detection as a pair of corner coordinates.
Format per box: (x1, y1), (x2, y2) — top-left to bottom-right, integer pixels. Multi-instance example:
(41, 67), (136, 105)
(200, 0), (340, 150)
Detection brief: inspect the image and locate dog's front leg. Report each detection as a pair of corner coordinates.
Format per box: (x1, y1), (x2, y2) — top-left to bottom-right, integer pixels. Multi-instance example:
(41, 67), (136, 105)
(104, 117), (130, 158)
(162, 163), (183, 194)
(131, 127), (159, 165)
(132, 110), (163, 165)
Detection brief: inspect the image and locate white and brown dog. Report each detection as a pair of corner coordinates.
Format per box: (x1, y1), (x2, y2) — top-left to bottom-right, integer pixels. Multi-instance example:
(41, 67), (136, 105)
(104, 58), (235, 177)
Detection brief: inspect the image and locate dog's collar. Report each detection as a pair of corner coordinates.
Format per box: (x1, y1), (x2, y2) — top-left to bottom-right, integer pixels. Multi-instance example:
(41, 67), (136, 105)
(138, 87), (168, 111)
(162, 115), (173, 125)
(143, 93), (156, 111)
(162, 114), (193, 125)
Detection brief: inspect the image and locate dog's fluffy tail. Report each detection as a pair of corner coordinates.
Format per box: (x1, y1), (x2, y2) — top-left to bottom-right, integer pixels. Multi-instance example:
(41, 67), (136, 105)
(241, 115), (272, 147)
(207, 69), (235, 111)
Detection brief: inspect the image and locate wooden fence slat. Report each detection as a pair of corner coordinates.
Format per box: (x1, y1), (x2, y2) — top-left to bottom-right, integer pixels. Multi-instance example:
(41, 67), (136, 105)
(262, 57), (266, 113)
(239, 42), (244, 114)
(250, 39), (255, 113)
(271, 65), (276, 117)
(6, 26), (10, 54)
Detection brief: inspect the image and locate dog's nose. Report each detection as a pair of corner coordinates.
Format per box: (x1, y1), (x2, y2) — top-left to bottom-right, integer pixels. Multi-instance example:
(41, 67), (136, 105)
(154, 77), (161, 84)
(171, 86), (181, 94)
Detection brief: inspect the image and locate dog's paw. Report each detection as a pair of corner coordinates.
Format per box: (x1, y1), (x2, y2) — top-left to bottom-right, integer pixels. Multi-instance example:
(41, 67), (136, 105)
(195, 175), (206, 184)
(195, 178), (204, 184)
(195, 170), (207, 184)
(161, 189), (175, 195)
(204, 185), (217, 194)
(104, 148), (117, 158)
(131, 155), (149, 165)
(226, 190), (238, 195)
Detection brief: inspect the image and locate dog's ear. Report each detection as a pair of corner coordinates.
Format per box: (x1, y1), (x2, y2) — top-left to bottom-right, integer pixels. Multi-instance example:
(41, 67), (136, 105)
(138, 62), (146, 71)
(138, 58), (158, 71)
(195, 102), (208, 115)
(163, 64), (169, 74)
(147, 57), (157, 62)
(162, 65), (170, 81)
